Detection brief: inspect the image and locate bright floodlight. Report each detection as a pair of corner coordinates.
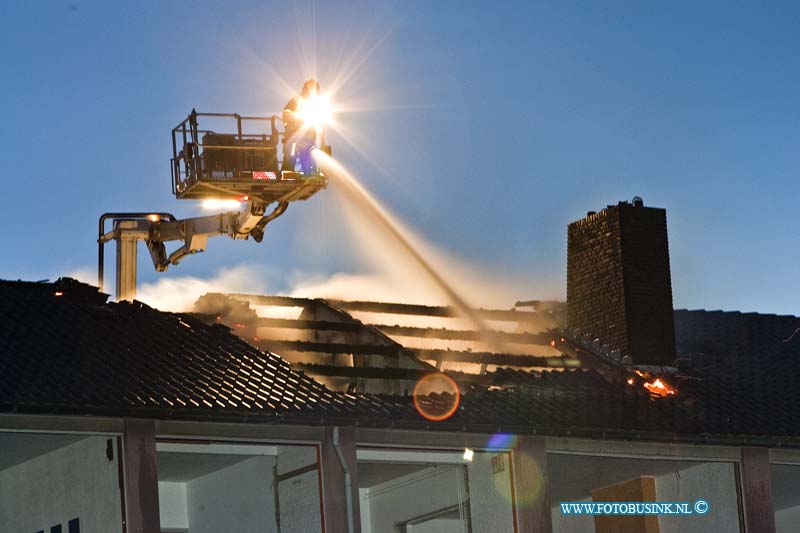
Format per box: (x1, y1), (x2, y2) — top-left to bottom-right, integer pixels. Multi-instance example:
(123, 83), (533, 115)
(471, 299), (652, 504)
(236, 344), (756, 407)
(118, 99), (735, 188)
(297, 94), (333, 128)
(463, 448), (474, 462)
(202, 199), (241, 210)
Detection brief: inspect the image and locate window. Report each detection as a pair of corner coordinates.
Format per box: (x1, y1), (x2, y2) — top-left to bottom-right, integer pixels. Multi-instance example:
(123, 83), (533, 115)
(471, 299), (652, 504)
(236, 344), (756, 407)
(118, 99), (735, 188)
(548, 451), (742, 532)
(156, 441), (323, 533)
(0, 431), (123, 532)
(357, 448), (517, 532)
(771, 456), (800, 533)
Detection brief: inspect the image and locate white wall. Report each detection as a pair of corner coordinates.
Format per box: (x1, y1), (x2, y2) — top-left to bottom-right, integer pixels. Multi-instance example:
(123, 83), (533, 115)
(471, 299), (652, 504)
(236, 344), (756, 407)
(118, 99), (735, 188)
(157, 447), (322, 533)
(361, 465), (467, 532)
(411, 518), (464, 532)
(158, 481), (188, 530)
(276, 445), (317, 474)
(775, 504), (800, 533)
(359, 454), (516, 533)
(551, 497), (593, 533)
(278, 470), (322, 533)
(0, 436), (123, 533)
(186, 456), (276, 533)
(655, 461), (739, 533)
(467, 452), (515, 533)
(359, 488), (372, 532)
(550, 461), (740, 533)
(276, 446), (322, 533)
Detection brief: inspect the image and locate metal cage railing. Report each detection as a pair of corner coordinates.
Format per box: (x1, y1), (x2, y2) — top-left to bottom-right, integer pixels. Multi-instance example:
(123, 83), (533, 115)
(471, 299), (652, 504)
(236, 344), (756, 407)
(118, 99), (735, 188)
(171, 111), (282, 195)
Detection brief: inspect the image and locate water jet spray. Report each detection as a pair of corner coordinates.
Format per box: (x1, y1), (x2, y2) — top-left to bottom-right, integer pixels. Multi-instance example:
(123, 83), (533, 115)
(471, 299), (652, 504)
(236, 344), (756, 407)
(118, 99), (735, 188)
(312, 149), (505, 354)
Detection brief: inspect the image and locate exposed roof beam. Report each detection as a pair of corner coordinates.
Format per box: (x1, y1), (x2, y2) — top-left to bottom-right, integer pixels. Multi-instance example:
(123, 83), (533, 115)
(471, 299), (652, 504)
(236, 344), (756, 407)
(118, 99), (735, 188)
(412, 349), (575, 368)
(243, 317), (552, 346)
(328, 299), (539, 322)
(292, 363), (488, 384)
(253, 317), (364, 332)
(228, 294), (540, 322)
(228, 294), (315, 307)
(376, 325), (551, 344)
(292, 364), (434, 380)
(256, 339), (404, 357)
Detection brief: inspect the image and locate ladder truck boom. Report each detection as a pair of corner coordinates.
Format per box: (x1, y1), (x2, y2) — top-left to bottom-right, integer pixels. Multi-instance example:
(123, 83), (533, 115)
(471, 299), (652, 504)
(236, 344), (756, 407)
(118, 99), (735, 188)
(98, 105), (332, 302)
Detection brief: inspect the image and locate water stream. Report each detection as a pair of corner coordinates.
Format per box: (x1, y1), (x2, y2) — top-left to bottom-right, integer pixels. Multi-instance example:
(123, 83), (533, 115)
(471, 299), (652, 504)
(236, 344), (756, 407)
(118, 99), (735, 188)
(313, 149), (502, 351)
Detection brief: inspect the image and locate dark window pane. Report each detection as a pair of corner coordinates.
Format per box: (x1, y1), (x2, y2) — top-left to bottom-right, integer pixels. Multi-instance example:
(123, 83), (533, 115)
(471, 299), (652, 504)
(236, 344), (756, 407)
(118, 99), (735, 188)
(68, 518), (80, 533)
(772, 463), (800, 533)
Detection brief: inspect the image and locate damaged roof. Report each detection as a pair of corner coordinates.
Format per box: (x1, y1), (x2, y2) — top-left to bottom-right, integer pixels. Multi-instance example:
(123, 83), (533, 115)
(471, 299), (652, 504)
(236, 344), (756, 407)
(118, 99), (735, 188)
(0, 278), (361, 419)
(2, 279), (800, 446)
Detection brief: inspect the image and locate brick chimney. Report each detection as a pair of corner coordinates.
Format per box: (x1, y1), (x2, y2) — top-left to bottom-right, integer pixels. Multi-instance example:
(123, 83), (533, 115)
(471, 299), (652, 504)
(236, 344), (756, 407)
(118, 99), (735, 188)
(567, 198), (676, 366)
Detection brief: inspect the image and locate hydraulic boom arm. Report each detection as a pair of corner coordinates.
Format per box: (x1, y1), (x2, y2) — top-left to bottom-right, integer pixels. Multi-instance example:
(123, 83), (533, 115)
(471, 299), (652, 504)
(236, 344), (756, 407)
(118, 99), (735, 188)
(146, 200), (287, 270)
(98, 200), (288, 300)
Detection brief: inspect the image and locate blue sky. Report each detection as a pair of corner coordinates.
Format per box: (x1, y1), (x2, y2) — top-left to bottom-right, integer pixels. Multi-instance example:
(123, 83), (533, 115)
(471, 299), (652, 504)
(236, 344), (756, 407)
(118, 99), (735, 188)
(1, 1), (798, 314)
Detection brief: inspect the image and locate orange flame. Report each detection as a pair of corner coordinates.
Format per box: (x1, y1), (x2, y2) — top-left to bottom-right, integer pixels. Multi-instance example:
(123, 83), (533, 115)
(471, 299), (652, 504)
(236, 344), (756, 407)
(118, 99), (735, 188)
(643, 378), (677, 397)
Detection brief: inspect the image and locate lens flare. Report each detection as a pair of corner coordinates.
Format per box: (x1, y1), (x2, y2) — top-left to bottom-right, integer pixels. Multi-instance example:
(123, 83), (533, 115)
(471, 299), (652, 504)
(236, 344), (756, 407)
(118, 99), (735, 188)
(412, 373), (460, 422)
(510, 451), (546, 506)
(487, 433), (518, 450)
(297, 94), (334, 128)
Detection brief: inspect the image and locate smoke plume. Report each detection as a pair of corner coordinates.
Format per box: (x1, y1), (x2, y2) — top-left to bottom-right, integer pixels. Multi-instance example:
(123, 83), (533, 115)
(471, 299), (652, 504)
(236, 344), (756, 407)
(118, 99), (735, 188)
(136, 265), (271, 311)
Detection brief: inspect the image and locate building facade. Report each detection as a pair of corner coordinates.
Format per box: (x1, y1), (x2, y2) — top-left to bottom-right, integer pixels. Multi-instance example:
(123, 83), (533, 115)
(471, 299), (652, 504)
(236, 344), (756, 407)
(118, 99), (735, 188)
(3, 200), (799, 532)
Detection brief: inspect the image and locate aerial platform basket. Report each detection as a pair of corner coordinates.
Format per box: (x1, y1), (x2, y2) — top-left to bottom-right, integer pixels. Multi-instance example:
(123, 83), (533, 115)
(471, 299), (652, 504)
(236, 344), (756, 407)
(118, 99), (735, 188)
(171, 110), (327, 205)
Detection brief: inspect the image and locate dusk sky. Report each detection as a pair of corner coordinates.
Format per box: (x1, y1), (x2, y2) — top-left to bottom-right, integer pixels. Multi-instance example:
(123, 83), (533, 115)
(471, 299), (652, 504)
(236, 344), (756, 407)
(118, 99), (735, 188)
(1, 1), (798, 314)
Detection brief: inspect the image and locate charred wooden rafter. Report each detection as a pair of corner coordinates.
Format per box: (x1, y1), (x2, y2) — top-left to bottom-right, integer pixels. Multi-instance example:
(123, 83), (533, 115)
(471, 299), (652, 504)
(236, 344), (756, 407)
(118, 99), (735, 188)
(213, 294), (574, 373)
(292, 364), (433, 380)
(412, 349), (574, 368)
(253, 317), (364, 332)
(254, 340), (571, 369)
(250, 318), (550, 345)
(375, 325), (551, 344)
(228, 294), (315, 307)
(255, 339), (405, 357)
(292, 363), (489, 384)
(228, 294), (539, 322)
(327, 299), (539, 322)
